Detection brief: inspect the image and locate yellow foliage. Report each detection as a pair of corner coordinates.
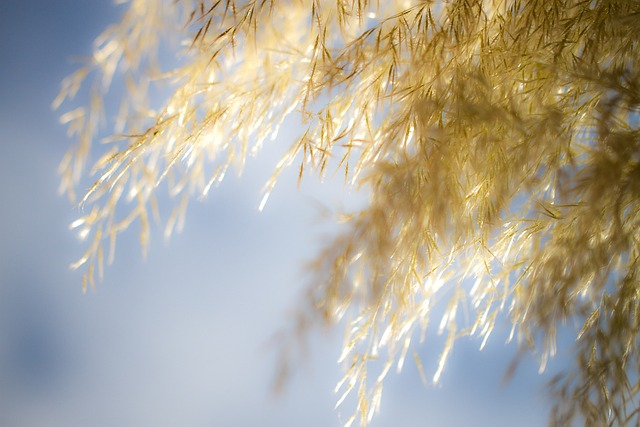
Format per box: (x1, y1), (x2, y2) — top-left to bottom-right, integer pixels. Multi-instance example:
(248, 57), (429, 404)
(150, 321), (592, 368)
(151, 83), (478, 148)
(56, 0), (640, 425)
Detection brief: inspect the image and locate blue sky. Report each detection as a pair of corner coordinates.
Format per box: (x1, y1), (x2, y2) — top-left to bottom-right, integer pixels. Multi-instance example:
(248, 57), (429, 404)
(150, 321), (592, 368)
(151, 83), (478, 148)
(0, 1), (568, 426)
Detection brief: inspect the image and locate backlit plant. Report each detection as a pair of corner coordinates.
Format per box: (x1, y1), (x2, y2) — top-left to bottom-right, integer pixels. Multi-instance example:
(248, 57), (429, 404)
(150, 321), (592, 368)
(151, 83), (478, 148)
(56, 0), (640, 425)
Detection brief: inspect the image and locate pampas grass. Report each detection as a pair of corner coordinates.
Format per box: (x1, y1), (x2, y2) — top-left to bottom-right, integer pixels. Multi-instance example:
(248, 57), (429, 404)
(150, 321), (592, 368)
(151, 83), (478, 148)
(56, 0), (640, 425)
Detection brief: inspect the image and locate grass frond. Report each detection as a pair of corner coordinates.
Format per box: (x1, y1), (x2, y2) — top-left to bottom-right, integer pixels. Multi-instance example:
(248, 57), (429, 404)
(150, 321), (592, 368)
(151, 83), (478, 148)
(57, 0), (640, 425)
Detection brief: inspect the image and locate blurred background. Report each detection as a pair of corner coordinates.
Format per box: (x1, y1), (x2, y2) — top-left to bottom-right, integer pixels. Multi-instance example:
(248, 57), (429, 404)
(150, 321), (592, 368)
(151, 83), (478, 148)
(0, 1), (568, 426)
